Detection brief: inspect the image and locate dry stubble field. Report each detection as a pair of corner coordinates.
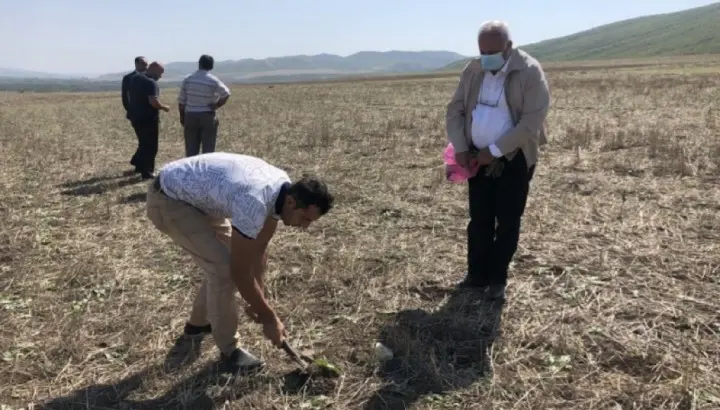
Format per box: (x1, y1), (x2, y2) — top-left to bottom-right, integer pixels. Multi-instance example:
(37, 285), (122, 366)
(1, 60), (719, 410)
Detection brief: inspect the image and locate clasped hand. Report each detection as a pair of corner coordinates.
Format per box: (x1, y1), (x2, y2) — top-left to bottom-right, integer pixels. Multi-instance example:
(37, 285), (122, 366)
(454, 149), (494, 170)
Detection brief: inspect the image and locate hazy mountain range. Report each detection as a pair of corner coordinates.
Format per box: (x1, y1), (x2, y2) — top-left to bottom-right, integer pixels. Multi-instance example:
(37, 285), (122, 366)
(2, 2), (719, 87)
(0, 51), (468, 83)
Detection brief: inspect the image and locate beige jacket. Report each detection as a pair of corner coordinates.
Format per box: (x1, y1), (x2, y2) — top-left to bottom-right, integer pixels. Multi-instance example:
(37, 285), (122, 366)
(445, 48), (550, 169)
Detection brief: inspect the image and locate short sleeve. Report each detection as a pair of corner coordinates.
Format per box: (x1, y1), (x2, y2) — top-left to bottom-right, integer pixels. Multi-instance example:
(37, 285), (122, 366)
(230, 194), (269, 240)
(216, 79), (230, 98)
(147, 79), (159, 97)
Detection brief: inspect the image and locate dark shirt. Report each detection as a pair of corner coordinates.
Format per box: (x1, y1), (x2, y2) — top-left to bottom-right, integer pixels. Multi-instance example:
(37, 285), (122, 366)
(121, 71), (136, 112)
(128, 74), (159, 123)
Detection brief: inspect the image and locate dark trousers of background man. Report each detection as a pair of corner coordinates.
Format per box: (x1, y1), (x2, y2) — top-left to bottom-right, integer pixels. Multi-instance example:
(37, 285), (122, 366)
(466, 150), (536, 287)
(183, 111), (219, 157)
(129, 129), (141, 171)
(130, 118), (159, 178)
(127, 111), (141, 170)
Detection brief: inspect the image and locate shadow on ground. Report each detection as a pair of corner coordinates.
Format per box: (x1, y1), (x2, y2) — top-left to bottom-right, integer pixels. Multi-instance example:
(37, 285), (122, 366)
(36, 335), (258, 409)
(118, 191), (147, 204)
(34, 332), (330, 409)
(162, 333), (208, 373)
(34, 362), (252, 410)
(364, 286), (505, 410)
(59, 171), (144, 197)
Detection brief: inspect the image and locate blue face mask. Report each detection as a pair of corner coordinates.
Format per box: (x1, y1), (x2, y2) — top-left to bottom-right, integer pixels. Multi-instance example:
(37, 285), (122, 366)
(480, 52), (506, 71)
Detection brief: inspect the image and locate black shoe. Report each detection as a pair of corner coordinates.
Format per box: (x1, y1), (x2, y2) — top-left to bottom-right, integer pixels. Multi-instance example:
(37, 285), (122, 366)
(184, 322), (212, 336)
(486, 284), (506, 301)
(141, 172), (155, 180)
(220, 348), (265, 375)
(457, 273), (485, 289)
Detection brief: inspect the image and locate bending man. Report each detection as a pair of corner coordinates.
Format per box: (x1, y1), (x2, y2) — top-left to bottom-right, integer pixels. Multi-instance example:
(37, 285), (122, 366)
(146, 152), (334, 373)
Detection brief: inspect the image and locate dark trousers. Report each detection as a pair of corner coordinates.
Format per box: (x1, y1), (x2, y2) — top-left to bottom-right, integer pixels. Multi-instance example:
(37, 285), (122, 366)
(127, 112), (140, 168)
(129, 129), (141, 169)
(131, 118), (159, 176)
(183, 111), (219, 157)
(467, 150), (535, 287)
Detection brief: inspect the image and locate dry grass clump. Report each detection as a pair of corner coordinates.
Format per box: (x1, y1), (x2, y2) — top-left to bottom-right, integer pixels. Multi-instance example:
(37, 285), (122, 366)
(0, 58), (719, 409)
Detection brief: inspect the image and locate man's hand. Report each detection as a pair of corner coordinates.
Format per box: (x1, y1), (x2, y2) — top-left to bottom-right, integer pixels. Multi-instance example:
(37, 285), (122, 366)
(475, 148), (494, 166)
(229, 216), (280, 344)
(454, 151), (476, 171)
(149, 96), (169, 113)
(208, 96), (229, 111)
(262, 314), (286, 348)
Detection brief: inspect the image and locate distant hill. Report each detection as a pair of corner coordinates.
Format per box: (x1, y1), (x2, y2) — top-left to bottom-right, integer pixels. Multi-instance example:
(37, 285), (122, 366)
(0, 68), (83, 79)
(441, 2), (720, 70)
(93, 50), (468, 82)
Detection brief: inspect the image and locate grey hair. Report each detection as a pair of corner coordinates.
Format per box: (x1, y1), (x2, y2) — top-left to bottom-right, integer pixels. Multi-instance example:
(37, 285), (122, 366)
(478, 20), (512, 43)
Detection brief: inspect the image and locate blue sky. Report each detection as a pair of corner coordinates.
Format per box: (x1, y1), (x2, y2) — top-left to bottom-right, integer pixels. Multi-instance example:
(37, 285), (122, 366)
(0, 0), (716, 75)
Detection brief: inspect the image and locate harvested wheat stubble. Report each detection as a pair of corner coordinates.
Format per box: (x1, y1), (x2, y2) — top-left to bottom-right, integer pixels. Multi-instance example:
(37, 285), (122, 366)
(1, 58), (720, 409)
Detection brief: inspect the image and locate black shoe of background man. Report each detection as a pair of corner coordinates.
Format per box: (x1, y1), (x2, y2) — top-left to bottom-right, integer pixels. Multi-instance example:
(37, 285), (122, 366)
(457, 274), (507, 301)
(141, 172), (155, 180)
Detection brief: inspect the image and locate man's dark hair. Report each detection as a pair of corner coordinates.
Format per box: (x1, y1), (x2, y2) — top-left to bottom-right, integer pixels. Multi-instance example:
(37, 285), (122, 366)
(199, 54), (214, 70)
(134, 56), (146, 64)
(287, 176), (334, 215)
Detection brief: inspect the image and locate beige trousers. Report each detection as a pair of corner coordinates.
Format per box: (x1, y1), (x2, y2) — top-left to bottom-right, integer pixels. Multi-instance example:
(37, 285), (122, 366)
(146, 179), (239, 355)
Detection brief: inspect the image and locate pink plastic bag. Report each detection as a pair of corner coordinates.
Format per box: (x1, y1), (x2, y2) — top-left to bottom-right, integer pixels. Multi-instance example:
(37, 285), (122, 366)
(443, 143), (479, 183)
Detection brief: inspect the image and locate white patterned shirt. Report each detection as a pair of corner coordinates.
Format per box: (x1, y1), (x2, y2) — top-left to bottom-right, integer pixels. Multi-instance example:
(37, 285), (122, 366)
(158, 152), (291, 239)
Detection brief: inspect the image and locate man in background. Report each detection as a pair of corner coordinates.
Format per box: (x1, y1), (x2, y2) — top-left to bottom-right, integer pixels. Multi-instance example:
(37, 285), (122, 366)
(127, 62), (170, 179)
(177, 54), (231, 157)
(445, 20), (550, 301)
(121, 56), (148, 172)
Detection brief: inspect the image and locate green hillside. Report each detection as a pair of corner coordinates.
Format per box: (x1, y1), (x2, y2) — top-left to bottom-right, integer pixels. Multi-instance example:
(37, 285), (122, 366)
(442, 2), (720, 70)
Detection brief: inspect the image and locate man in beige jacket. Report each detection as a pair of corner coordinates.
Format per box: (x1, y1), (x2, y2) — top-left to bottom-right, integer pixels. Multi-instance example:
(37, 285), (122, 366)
(446, 20), (550, 300)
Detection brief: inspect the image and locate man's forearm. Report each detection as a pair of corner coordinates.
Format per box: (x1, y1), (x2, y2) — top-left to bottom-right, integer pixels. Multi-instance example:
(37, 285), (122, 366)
(216, 96), (229, 109)
(253, 251), (268, 292)
(150, 99), (169, 111)
(231, 263), (275, 321)
(178, 104), (185, 122)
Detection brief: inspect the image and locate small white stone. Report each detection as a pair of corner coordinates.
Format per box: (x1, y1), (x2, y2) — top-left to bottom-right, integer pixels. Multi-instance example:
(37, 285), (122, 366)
(374, 342), (393, 361)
